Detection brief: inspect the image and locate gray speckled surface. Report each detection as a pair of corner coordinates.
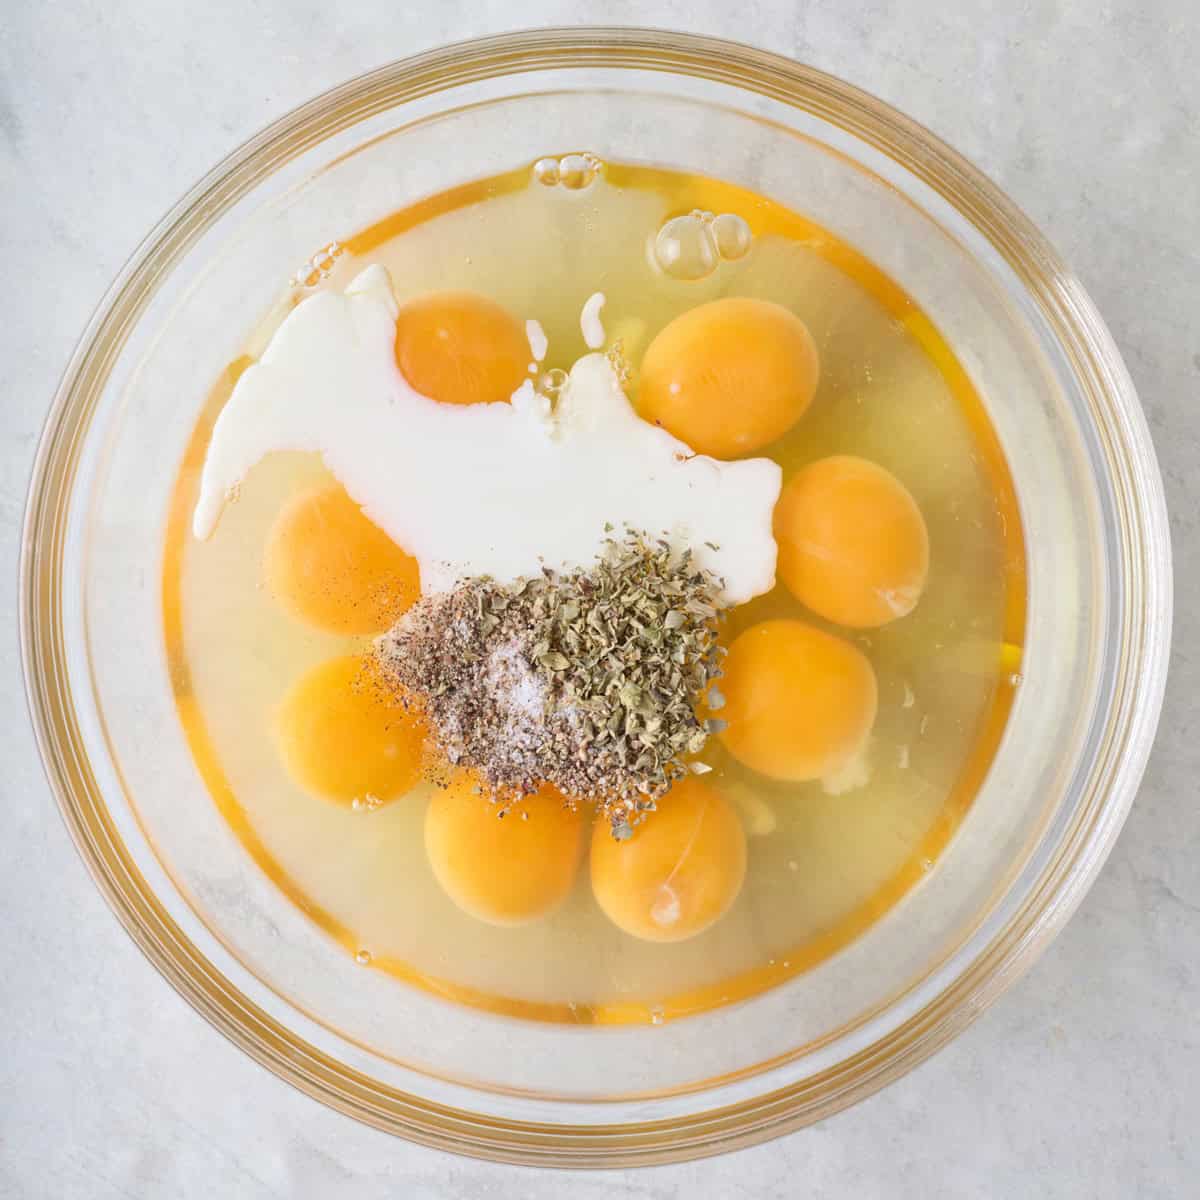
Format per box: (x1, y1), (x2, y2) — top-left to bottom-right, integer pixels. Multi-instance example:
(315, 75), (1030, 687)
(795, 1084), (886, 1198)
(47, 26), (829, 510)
(2, 3), (1196, 1196)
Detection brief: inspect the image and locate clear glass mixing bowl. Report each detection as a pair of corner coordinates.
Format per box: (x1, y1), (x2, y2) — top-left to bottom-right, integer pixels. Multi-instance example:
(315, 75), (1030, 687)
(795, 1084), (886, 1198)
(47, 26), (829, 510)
(20, 29), (1171, 1165)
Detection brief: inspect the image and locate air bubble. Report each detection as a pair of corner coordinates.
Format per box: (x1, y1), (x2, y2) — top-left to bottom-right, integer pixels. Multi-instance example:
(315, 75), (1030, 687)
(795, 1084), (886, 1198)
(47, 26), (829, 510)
(533, 157), (560, 186)
(532, 153), (602, 190)
(538, 368), (569, 397)
(1009, 672), (1024, 687)
(649, 1007), (665, 1026)
(711, 213), (752, 260)
(355, 949), (372, 966)
(654, 212), (718, 281)
(559, 153), (601, 190)
(920, 858), (935, 873)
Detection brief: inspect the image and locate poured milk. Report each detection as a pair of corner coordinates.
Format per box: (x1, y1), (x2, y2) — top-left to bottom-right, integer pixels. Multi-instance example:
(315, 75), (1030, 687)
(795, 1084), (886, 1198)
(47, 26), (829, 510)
(194, 267), (779, 605)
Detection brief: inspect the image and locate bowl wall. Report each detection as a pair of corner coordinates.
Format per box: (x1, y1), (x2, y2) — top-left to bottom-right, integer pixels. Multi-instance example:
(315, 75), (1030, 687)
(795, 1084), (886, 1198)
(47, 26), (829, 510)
(22, 29), (1170, 1164)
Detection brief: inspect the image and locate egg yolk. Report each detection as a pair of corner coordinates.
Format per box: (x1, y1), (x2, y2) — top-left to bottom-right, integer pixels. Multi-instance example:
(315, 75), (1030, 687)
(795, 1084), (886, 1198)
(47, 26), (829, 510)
(774, 455), (930, 628)
(277, 655), (426, 806)
(718, 619), (877, 783)
(637, 297), (819, 458)
(589, 777), (747, 943)
(425, 776), (585, 926)
(393, 291), (530, 406)
(264, 483), (420, 635)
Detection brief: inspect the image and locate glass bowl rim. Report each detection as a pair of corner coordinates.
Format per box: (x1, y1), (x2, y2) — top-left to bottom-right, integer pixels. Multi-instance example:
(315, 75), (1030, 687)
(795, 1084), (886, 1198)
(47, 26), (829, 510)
(19, 26), (1172, 1166)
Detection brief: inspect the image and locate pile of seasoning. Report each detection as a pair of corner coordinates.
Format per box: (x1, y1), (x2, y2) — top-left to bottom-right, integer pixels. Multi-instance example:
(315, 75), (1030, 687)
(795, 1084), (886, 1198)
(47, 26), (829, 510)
(376, 531), (728, 836)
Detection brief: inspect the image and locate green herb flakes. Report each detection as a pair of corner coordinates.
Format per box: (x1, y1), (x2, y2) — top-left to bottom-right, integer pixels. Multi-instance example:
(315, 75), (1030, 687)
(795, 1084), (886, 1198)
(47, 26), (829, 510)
(376, 530), (727, 835)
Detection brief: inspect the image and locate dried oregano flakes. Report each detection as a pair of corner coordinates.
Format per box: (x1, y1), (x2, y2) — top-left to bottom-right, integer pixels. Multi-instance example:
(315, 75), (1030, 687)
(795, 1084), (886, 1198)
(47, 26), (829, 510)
(376, 530), (727, 835)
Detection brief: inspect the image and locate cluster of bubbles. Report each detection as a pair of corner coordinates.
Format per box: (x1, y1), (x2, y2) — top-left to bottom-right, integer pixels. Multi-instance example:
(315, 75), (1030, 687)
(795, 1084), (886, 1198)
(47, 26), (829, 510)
(532, 152), (603, 190)
(606, 341), (633, 386)
(292, 240), (343, 289)
(536, 353), (630, 397)
(652, 210), (753, 281)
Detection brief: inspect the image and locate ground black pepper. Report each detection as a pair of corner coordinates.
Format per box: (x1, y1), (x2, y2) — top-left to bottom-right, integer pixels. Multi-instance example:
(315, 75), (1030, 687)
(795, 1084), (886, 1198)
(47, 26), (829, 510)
(375, 532), (727, 835)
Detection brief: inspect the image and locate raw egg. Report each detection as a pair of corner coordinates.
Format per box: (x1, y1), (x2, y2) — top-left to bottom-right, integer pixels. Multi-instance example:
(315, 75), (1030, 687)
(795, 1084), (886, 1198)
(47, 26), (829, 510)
(590, 778), (746, 943)
(264, 482), (420, 635)
(637, 297), (818, 458)
(393, 290), (530, 406)
(425, 776), (585, 926)
(719, 619), (877, 782)
(774, 455), (930, 628)
(277, 655), (426, 806)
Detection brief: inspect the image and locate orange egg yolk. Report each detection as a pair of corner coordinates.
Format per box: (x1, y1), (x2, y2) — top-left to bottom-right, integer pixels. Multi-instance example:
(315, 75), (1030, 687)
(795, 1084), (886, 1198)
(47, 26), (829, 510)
(277, 655), (426, 806)
(589, 777), (747, 943)
(636, 297), (819, 458)
(718, 619), (877, 782)
(393, 290), (530, 406)
(264, 482), (420, 635)
(425, 776), (585, 926)
(774, 455), (930, 628)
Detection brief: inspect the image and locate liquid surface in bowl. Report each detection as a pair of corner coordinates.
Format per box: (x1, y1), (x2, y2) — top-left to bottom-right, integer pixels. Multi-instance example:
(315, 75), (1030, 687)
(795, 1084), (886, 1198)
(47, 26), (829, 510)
(164, 156), (1025, 1024)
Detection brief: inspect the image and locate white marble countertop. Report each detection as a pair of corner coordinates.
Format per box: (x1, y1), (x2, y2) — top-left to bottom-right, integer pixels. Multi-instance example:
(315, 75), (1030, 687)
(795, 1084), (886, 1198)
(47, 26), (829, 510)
(3, 2), (1196, 1196)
